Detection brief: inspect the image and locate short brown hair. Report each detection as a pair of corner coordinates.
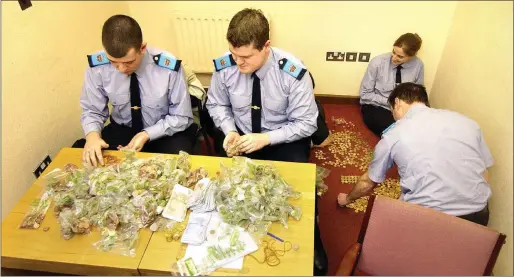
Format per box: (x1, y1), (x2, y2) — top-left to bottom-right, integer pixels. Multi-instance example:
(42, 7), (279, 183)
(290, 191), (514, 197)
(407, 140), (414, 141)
(102, 15), (143, 58)
(227, 8), (269, 50)
(388, 82), (430, 108)
(393, 33), (422, 57)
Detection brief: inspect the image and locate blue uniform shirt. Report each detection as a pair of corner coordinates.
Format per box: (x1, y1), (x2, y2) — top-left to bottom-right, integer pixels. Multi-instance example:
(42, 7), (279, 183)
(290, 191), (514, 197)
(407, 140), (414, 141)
(368, 104), (493, 216)
(206, 47), (318, 145)
(80, 46), (193, 141)
(359, 53), (424, 110)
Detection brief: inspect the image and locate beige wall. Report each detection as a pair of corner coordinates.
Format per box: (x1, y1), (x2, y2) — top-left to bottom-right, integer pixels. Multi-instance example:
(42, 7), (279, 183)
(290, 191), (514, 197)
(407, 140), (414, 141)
(430, 2), (513, 275)
(127, 1), (457, 96)
(1, 1), (129, 219)
(2, 3), (512, 274)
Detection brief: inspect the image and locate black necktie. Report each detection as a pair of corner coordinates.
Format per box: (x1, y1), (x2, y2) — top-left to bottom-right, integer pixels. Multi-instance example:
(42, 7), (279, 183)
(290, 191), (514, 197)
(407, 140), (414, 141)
(130, 73), (143, 132)
(251, 73), (262, 133)
(395, 65), (403, 85)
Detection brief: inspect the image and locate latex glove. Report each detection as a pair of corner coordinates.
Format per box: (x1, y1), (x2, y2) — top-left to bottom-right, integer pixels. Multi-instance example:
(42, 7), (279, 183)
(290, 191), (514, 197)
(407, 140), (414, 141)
(236, 133), (270, 154)
(118, 131), (150, 152)
(223, 131), (241, 157)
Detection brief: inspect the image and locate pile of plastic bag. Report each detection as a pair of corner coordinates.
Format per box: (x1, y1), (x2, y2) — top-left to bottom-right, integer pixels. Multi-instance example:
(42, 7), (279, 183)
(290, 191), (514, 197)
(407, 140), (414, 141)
(213, 157), (302, 241)
(38, 151), (194, 256)
(22, 153), (305, 257)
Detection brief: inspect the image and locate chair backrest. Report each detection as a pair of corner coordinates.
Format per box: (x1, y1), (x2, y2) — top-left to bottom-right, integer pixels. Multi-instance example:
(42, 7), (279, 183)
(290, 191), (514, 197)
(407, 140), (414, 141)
(355, 195), (506, 276)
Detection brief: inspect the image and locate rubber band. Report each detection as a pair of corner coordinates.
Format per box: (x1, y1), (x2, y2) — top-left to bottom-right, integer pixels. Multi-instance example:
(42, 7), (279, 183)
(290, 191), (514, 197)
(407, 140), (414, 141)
(248, 240), (295, 266)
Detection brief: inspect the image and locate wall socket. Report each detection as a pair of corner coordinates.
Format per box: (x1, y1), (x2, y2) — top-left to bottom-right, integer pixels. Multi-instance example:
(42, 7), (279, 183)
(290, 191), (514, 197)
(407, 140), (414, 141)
(358, 52), (371, 62)
(326, 51), (345, 61)
(346, 52), (358, 62)
(33, 155), (52, 178)
(326, 51), (371, 62)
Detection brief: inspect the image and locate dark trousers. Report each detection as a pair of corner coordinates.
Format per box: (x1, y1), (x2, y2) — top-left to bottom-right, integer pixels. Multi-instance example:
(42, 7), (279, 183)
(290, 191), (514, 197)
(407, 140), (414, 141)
(204, 101), (328, 154)
(312, 100), (330, 146)
(457, 203), (489, 226)
(72, 121), (198, 154)
(314, 220), (328, 276)
(361, 104), (395, 137)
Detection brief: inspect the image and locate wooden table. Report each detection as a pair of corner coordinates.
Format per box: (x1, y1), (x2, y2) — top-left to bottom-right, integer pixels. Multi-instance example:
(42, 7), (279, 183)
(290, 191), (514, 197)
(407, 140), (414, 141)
(138, 155), (316, 276)
(1, 148), (152, 275)
(2, 148), (316, 276)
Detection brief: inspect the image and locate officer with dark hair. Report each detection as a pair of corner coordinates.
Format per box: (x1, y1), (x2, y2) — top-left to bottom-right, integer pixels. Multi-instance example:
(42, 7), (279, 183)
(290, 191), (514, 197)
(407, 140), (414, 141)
(73, 14), (197, 166)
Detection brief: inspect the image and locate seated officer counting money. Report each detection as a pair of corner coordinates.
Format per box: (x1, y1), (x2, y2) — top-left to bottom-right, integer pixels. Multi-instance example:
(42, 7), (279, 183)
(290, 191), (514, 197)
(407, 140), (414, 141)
(206, 8), (319, 163)
(73, 15), (197, 166)
(206, 8), (328, 276)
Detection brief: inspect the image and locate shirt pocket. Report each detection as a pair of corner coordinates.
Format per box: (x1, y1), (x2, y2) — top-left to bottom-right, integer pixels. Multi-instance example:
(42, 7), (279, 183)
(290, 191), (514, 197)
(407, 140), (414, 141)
(109, 93), (131, 121)
(142, 94), (169, 124)
(230, 94), (252, 127)
(263, 99), (288, 126)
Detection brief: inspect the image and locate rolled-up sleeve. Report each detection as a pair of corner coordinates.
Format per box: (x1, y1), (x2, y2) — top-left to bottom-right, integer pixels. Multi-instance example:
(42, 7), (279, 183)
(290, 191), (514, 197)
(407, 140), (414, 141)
(368, 138), (394, 183)
(206, 72), (237, 135)
(144, 66), (193, 141)
(267, 73), (318, 145)
(80, 68), (109, 136)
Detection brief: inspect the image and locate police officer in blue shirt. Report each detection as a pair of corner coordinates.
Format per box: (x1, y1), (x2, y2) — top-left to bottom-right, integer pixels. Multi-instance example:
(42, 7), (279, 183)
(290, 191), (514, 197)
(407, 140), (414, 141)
(72, 15), (196, 166)
(206, 8), (319, 163)
(338, 83), (493, 226)
(359, 33), (424, 137)
(206, 8), (327, 275)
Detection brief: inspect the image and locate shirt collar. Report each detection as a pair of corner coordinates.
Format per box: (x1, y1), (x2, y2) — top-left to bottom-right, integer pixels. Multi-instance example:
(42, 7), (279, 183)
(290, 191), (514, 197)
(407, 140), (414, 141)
(135, 50), (152, 76)
(404, 103), (428, 119)
(254, 50), (273, 80)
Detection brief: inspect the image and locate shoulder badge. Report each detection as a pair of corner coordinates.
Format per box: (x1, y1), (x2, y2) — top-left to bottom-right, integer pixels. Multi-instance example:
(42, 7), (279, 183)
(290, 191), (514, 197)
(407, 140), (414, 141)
(381, 122), (397, 137)
(278, 58), (307, 80)
(87, 51), (110, 68)
(213, 55), (236, 72)
(153, 54), (181, 71)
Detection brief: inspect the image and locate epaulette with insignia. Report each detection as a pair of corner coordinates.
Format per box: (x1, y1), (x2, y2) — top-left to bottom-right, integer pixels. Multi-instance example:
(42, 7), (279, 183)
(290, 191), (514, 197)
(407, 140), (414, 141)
(153, 54), (181, 71)
(278, 58), (307, 80)
(87, 51), (110, 68)
(213, 55), (236, 72)
(381, 122), (397, 137)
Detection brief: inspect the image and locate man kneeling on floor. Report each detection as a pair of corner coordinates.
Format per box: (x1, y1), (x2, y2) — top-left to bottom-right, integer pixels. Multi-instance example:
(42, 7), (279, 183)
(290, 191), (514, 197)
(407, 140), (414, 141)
(337, 82), (493, 226)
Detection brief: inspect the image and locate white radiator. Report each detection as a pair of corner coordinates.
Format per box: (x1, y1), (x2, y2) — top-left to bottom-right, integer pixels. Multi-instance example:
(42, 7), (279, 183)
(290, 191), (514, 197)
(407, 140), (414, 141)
(171, 14), (231, 74)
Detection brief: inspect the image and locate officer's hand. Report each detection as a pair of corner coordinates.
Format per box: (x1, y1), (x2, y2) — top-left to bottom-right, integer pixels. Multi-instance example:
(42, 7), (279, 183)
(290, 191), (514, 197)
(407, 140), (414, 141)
(223, 131), (241, 157)
(83, 132), (109, 167)
(118, 131), (150, 152)
(236, 133), (270, 154)
(337, 193), (353, 207)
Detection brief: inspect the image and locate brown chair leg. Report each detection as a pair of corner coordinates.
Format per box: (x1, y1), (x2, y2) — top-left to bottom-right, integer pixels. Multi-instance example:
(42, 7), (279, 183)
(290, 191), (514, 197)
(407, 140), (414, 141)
(335, 242), (362, 276)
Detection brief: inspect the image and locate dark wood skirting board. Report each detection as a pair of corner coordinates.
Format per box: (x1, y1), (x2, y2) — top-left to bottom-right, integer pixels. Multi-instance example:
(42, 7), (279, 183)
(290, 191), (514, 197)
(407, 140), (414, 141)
(315, 94), (360, 105)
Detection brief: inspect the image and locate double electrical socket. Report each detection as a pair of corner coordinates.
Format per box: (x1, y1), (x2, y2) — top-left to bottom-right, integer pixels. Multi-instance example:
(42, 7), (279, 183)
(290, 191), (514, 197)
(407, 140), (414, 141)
(33, 155), (52, 178)
(326, 52), (371, 62)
